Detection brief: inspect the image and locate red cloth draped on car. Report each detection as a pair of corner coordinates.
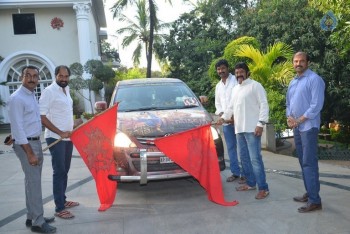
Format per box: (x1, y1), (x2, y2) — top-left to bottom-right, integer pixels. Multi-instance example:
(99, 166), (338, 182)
(154, 124), (238, 206)
(71, 104), (118, 211)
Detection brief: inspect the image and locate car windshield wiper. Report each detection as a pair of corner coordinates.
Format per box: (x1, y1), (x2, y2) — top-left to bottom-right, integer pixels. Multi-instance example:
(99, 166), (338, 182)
(177, 104), (199, 109)
(122, 105), (199, 112)
(123, 106), (167, 112)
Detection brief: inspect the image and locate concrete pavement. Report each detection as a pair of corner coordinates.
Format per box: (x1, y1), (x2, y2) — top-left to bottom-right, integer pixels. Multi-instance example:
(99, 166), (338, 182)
(0, 131), (350, 234)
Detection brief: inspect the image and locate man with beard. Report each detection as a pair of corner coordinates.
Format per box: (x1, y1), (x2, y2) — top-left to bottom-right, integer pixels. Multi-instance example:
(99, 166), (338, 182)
(287, 52), (325, 213)
(39, 65), (81, 219)
(218, 62), (270, 200)
(214, 59), (245, 183)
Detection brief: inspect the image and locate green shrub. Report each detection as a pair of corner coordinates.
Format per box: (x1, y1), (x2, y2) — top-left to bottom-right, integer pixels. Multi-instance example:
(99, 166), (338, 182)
(266, 88), (287, 138)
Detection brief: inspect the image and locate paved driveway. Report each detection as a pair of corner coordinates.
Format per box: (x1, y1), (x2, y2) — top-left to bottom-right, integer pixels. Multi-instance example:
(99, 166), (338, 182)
(0, 133), (350, 234)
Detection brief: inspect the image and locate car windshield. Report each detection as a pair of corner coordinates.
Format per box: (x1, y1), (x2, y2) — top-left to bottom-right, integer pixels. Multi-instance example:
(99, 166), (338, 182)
(114, 82), (200, 112)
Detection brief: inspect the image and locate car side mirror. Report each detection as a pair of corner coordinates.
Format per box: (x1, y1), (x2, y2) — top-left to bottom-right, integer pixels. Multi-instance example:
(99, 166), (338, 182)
(95, 101), (107, 113)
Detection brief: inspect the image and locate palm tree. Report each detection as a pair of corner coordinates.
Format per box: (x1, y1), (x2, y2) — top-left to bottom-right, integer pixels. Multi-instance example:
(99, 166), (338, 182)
(111, 0), (173, 77)
(234, 42), (294, 87)
(116, 0), (169, 67)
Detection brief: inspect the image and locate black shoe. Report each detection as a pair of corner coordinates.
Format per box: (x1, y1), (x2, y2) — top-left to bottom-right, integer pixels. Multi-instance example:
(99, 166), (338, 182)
(26, 216), (55, 227)
(293, 193), (308, 202)
(298, 203), (322, 213)
(31, 222), (56, 233)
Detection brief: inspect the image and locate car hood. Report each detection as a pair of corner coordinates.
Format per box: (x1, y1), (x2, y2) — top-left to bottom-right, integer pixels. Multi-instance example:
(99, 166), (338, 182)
(117, 108), (213, 137)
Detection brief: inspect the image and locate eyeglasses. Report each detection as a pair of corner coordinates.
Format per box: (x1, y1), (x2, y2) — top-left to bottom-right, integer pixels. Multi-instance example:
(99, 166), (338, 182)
(24, 73), (39, 79)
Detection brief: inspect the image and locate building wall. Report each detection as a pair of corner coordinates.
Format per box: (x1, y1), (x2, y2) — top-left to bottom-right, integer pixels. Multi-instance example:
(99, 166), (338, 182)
(0, 3), (104, 123)
(0, 7), (80, 67)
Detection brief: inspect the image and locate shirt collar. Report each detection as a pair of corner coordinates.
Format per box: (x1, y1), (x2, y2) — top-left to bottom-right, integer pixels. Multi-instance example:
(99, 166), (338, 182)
(220, 73), (234, 84)
(295, 68), (311, 79)
(19, 85), (35, 95)
(52, 81), (69, 92)
(239, 78), (251, 85)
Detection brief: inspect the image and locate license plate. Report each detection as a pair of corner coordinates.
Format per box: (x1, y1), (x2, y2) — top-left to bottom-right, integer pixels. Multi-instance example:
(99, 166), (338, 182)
(160, 156), (173, 164)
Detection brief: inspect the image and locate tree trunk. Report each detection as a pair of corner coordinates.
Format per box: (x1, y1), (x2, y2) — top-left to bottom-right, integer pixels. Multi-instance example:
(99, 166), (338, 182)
(147, 0), (155, 78)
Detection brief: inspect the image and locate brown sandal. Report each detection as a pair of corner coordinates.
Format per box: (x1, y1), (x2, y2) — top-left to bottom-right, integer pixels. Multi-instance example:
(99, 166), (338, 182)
(64, 201), (79, 208)
(238, 177), (247, 184)
(226, 175), (239, 182)
(255, 190), (270, 199)
(54, 210), (74, 219)
(235, 185), (256, 191)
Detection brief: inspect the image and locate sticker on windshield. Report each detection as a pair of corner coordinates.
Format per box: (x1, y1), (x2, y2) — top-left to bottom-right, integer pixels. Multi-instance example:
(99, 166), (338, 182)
(183, 97), (199, 106)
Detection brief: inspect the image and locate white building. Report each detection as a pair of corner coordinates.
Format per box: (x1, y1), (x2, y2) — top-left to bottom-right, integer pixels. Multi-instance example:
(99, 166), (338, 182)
(0, 0), (108, 123)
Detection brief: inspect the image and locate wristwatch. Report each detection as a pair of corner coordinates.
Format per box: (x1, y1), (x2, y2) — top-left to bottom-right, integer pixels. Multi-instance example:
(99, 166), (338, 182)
(259, 121), (266, 125)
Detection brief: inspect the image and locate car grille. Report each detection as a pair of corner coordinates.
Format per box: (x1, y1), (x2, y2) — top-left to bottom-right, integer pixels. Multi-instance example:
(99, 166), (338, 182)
(137, 136), (157, 146)
(132, 161), (182, 172)
(133, 136), (182, 172)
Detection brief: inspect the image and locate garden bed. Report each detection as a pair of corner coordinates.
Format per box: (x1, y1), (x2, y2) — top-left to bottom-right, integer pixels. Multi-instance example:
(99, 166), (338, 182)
(318, 148), (350, 160)
(288, 139), (350, 161)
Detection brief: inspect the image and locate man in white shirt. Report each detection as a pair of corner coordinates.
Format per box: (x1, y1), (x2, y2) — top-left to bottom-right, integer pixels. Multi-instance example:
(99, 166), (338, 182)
(218, 62), (270, 200)
(39, 65), (80, 219)
(214, 59), (244, 182)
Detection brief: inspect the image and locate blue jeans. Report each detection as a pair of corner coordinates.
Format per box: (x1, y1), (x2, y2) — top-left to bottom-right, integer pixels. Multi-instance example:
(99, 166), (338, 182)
(237, 132), (268, 191)
(223, 124), (242, 177)
(293, 127), (321, 204)
(46, 138), (73, 212)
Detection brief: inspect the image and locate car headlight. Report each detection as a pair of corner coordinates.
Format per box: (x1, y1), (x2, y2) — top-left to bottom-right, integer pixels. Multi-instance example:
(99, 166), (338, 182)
(114, 132), (137, 148)
(210, 126), (220, 140)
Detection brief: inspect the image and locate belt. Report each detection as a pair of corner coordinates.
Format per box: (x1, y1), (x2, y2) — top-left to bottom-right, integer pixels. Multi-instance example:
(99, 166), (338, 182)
(27, 137), (40, 141)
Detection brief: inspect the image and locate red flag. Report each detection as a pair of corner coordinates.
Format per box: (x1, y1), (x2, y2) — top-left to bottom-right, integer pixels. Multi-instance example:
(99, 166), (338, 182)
(154, 124), (238, 206)
(71, 104), (118, 211)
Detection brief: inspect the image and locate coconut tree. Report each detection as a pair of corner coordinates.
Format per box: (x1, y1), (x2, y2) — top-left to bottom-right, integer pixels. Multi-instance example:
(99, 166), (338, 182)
(116, 0), (170, 67)
(111, 0), (173, 77)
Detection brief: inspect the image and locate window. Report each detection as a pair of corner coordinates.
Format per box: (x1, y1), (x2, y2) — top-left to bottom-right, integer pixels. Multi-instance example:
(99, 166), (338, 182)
(12, 13), (36, 35)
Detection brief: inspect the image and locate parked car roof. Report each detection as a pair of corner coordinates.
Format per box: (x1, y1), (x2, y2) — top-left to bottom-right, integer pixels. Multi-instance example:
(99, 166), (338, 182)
(117, 78), (182, 86)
